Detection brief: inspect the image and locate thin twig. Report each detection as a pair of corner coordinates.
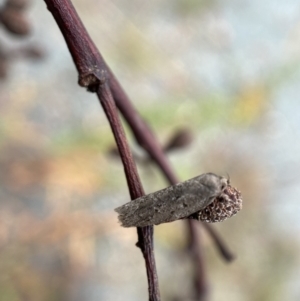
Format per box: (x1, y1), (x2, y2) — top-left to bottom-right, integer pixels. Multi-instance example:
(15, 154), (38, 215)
(97, 83), (160, 300)
(43, 1), (160, 300)
(188, 220), (209, 301)
(202, 223), (235, 262)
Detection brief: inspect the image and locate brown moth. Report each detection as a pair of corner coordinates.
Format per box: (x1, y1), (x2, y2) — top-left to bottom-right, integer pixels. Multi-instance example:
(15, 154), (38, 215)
(115, 173), (242, 227)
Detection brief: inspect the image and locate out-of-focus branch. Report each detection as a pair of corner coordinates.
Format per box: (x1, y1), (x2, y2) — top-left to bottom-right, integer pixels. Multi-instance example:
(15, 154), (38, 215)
(202, 223), (235, 262)
(43, 1), (160, 300)
(188, 221), (209, 301)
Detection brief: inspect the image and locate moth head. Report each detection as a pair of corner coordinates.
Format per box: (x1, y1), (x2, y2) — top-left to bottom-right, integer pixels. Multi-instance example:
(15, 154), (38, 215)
(190, 184), (242, 223)
(219, 176), (229, 192)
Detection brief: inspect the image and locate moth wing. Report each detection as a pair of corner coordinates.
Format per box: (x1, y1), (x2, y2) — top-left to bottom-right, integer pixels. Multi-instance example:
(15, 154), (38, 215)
(116, 193), (212, 227)
(157, 193), (213, 224)
(115, 172), (225, 227)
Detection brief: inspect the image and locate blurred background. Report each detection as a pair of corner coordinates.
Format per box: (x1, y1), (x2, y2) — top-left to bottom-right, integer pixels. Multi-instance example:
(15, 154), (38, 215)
(0, 0), (300, 300)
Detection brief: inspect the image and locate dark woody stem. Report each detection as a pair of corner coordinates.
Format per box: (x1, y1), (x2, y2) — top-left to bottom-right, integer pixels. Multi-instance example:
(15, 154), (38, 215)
(97, 83), (160, 300)
(43, 1), (160, 300)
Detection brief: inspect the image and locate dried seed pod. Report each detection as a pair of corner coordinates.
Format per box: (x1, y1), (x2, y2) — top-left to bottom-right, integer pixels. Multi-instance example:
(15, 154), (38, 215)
(163, 128), (193, 152)
(108, 146), (120, 158)
(189, 184), (242, 223)
(0, 8), (31, 36)
(115, 173), (241, 227)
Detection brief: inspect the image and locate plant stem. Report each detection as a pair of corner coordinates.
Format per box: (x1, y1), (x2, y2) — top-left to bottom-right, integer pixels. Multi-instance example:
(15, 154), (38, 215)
(97, 82), (160, 300)
(43, 1), (160, 300)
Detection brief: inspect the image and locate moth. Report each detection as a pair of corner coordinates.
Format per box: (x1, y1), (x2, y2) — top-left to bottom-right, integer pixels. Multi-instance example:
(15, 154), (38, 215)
(115, 173), (242, 227)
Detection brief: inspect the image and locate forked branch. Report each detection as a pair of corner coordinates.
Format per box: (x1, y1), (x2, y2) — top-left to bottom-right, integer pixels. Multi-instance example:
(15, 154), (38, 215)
(43, 0), (160, 300)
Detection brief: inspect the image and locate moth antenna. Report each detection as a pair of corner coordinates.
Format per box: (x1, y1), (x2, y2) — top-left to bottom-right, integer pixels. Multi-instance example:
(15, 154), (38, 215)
(226, 172), (230, 185)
